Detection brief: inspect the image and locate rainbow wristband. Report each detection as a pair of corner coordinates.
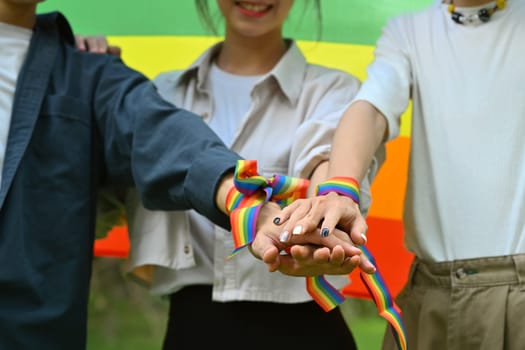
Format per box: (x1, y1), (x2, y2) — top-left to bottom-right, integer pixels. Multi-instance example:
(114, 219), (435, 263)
(316, 176), (360, 204)
(315, 176), (407, 350)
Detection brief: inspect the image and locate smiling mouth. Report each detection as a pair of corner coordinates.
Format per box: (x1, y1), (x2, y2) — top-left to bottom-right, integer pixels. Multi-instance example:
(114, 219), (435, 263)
(235, 1), (273, 14)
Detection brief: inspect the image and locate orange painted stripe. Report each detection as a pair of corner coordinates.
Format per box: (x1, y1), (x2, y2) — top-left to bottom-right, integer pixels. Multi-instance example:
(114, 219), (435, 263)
(368, 136), (410, 221)
(342, 216), (414, 299)
(93, 226), (129, 258)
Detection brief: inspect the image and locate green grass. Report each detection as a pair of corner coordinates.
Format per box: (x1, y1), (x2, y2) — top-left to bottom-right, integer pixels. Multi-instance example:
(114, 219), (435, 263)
(341, 298), (388, 350)
(87, 258), (387, 350)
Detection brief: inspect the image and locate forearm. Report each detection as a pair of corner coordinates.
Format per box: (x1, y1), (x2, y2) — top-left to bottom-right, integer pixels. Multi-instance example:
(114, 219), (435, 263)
(328, 100), (387, 182)
(306, 160), (329, 197)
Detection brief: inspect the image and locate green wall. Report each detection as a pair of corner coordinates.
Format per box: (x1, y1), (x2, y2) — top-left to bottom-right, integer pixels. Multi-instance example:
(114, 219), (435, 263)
(38, 0), (433, 45)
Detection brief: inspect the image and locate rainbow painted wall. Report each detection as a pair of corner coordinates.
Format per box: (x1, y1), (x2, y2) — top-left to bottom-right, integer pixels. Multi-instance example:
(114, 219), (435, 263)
(38, 0), (432, 298)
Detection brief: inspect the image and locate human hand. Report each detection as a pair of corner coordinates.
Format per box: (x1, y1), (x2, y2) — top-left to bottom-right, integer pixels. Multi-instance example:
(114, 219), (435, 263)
(75, 35), (122, 56)
(270, 193), (376, 274)
(275, 192), (368, 246)
(282, 241), (376, 276)
(249, 202), (366, 276)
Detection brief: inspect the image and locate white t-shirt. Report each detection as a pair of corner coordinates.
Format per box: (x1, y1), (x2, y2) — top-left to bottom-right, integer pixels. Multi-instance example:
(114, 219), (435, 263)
(354, 1), (525, 262)
(0, 22), (32, 188)
(207, 63), (262, 146)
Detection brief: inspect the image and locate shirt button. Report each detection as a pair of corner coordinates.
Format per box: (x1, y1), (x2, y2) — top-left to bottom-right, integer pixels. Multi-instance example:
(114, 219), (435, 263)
(184, 245), (191, 254)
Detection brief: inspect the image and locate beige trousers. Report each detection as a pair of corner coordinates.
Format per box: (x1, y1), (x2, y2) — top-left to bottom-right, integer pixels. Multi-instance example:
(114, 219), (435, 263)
(382, 254), (525, 350)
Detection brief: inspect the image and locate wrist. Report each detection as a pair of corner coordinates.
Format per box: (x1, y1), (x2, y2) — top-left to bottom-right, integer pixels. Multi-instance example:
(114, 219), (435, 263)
(316, 176), (360, 204)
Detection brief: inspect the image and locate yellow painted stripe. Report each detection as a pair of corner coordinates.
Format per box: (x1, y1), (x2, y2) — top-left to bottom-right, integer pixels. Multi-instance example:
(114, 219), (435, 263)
(108, 35), (412, 137)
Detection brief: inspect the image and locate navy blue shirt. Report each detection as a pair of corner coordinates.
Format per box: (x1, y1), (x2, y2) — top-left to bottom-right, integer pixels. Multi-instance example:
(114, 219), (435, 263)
(0, 12), (240, 349)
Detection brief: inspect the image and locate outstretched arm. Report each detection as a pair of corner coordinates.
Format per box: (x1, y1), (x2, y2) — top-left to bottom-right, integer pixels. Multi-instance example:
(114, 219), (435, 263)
(277, 100), (387, 234)
(272, 100), (388, 274)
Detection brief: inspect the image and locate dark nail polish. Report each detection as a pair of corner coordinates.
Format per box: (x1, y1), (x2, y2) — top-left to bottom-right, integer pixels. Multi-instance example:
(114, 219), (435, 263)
(273, 217), (280, 224)
(321, 227), (329, 237)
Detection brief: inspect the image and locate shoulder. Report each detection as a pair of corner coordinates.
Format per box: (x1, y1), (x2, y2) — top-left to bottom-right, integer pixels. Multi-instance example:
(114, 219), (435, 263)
(303, 63), (361, 94)
(153, 70), (185, 88)
(152, 69), (189, 100)
(382, 4), (440, 35)
(276, 41), (361, 100)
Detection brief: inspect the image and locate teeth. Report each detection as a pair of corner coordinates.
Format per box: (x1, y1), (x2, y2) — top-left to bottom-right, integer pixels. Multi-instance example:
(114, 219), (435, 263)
(239, 2), (269, 12)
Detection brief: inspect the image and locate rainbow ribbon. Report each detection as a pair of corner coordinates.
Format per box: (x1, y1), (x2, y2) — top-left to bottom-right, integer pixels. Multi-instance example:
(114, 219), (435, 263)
(305, 275), (346, 312)
(226, 160), (308, 255)
(316, 176), (360, 203)
(225, 160), (343, 312)
(360, 246), (407, 350)
(316, 176), (408, 350)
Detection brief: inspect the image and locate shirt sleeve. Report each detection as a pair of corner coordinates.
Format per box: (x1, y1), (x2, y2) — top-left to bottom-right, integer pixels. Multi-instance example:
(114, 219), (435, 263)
(352, 16), (412, 141)
(93, 56), (240, 229)
(289, 68), (361, 180)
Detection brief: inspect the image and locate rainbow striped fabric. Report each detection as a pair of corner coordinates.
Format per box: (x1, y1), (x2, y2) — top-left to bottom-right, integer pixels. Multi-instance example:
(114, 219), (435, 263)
(316, 176), (360, 204)
(305, 275), (346, 312)
(316, 176), (407, 350)
(360, 246), (408, 350)
(225, 160), (308, 255)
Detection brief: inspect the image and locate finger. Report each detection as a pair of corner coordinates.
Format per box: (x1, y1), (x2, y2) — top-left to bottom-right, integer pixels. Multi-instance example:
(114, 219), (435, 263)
(358, 253), (377, 274)
(280, 245), (361, 276)
(264, 254), (281, 272)
(250, 233), (278, 261)
(311, 246), (333, 264)
(87, 36), (106, 53)
(248, 238), (282, 272)
(349, 212), (368, 246)
(108, 45), (122, 57)
(274, 254), (304, 275)
(335, 255), (361, 274)
(278, 199), (312, 240)
(325, 245), (346, 265)
(285, 228), (358, 257)
(327, 228), (363, 256)
(319, 194), (357, 236)
(289, 244), (319, 261)
(349, 231), (367, 246)
(75, 35), (86, 51)
(273, 199), (303, 226)
(287, 195), (337, 237)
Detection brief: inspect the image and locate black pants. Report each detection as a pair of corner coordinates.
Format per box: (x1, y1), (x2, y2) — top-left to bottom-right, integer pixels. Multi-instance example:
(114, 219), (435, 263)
(163, 285), (358, 350)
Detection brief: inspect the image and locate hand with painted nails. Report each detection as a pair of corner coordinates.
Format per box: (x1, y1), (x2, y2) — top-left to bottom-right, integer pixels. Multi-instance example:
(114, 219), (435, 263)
(270, 192), (376, 274)
(249, 201), (365, 276)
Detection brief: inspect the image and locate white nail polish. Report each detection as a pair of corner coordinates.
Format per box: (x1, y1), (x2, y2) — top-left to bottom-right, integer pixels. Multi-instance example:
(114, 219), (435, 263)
(361, 233), (367, 244)
(279, 231), (290, 242)
(292, 225), (302, 235)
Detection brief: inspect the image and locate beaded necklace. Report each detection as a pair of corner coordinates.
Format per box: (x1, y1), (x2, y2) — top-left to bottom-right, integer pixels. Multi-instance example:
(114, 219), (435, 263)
(447, 0), (506, 24)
